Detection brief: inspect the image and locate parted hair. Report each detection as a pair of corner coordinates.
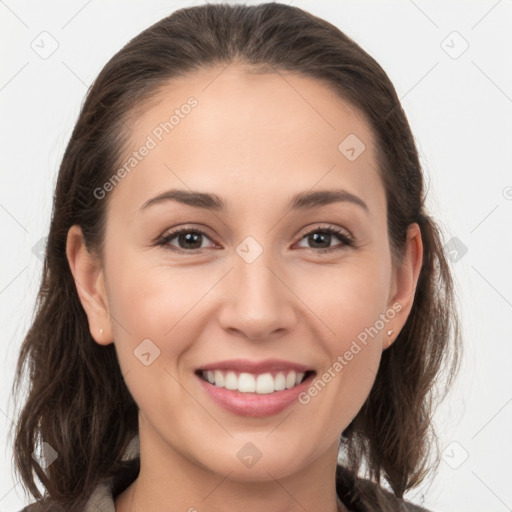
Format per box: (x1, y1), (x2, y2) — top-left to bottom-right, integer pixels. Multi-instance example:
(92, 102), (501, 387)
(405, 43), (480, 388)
(11, 3), (460, 511)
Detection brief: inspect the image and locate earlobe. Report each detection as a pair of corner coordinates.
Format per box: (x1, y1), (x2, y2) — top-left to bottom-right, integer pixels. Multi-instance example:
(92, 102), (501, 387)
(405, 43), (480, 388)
(66, 225), (113, 346)
(383, 328), (395, 350)
(384, 222), (423, 350)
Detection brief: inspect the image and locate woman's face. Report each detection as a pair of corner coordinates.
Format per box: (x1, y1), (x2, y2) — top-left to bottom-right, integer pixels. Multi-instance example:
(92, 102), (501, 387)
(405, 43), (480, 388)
(70, 65), (421, 482)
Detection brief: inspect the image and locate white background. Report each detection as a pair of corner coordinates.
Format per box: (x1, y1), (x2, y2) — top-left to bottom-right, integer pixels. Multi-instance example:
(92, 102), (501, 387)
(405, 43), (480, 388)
(1, 1), (511, 511)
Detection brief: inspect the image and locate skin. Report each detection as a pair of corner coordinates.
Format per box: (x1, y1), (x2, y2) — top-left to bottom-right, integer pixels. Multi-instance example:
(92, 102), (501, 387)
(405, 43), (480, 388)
(66, 64), (423, 512)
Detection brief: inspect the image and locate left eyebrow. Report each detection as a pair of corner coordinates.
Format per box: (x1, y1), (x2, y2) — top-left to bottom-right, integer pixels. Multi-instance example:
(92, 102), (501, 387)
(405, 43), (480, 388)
(289, 189), (369, 212)
(138, 187), (368, 213)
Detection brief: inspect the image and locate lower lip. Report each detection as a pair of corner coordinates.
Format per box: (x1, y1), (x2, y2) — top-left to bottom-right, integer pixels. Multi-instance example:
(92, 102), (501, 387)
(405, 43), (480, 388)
(196, 373), (314, 417)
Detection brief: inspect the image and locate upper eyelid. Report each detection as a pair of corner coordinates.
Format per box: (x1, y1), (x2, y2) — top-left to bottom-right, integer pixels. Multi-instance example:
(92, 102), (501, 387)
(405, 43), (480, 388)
(162, 224), (350, 237)
(298, 224), (351, 238)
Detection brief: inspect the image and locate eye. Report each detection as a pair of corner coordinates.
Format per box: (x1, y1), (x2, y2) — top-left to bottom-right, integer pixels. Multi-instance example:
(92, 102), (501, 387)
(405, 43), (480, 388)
(295, 225), (353, 253)
(156, 224), (353, 255)
(156, 227), (217, 253)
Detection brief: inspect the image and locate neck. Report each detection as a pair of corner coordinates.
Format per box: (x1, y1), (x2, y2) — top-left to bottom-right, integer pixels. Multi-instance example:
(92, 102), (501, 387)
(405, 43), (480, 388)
(115, 424), (348, 512)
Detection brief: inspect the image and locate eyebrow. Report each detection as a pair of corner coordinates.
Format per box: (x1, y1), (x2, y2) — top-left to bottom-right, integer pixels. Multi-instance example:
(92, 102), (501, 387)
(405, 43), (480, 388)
(139, 188), (368, 213)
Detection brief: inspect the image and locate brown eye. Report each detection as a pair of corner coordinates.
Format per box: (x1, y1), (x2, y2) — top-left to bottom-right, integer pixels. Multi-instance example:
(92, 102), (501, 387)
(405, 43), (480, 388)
(157, 228), (216, 253)
(175, 231), (204, 250)
(296, 227), (353, 252)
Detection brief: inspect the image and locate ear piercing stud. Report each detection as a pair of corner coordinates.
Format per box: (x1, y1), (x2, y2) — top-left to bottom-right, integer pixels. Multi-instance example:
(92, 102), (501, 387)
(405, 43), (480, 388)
(386, 329), (394, 336)
(99, 328), (104, 335)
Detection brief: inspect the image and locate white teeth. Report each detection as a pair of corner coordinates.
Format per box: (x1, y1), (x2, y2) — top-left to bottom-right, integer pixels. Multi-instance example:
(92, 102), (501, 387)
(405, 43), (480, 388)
(238, 372), (256, 392)
(285, 371), (297, 389)
(224, 371), (238, 390)
(214, 370), (224, 387)
(255, 373), (274, 394)
(201, 369), (308, 393)
(274, 372), (286, 391)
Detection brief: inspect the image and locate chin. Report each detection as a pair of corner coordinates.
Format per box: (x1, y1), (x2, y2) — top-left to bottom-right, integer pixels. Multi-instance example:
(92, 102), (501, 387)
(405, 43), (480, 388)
(191, 438), (311, 483)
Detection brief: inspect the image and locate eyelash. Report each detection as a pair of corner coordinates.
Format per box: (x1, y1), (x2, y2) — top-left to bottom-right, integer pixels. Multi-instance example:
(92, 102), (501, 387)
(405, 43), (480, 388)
(155, 224), (354, 255)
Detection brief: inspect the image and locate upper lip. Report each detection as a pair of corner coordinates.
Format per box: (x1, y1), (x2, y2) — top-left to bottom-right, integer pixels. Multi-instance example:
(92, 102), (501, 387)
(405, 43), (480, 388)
(197, 358), (314, 374)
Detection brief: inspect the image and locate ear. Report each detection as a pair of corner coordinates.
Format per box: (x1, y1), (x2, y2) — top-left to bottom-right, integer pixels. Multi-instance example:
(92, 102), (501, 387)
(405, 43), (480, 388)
(384, 222), (423, 350)
(66, 224), (113, 346)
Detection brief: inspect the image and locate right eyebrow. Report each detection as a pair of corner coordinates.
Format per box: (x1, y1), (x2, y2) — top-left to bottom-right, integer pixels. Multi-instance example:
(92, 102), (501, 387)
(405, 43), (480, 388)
(288, 188), (369, 212)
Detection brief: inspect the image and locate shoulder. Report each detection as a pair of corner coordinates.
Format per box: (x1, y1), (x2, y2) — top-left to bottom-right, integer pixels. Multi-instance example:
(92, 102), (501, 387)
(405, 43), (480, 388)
(17, 483), (114, 512)
(336, 464), (432, 512)
(17, 504), (61, 512)
(17, 482), (117, 512)
(17, 439), (140, 512)
(18, 503), (59, 512)
(17, 461), (139, 512)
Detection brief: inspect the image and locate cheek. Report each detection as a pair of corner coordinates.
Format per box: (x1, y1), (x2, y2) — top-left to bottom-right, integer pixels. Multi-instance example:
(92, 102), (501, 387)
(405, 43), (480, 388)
(104, 255), (207, 415)
(107, 249), (212, 328)
(295, 253), (391, 340)
(105, 251), (215, 373)
(294, 257), (389, 416)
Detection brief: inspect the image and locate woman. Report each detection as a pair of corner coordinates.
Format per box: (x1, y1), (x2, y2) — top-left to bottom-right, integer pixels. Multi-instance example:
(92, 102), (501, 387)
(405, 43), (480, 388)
(12, 3), (460, 511)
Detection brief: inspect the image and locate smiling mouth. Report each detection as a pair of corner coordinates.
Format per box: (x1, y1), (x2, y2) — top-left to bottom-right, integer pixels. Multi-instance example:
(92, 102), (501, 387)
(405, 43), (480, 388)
(195, 369), (316, 394)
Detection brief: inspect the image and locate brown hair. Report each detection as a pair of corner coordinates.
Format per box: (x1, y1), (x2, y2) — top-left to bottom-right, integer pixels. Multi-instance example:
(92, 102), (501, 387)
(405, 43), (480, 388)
(11, 3), (460, 511)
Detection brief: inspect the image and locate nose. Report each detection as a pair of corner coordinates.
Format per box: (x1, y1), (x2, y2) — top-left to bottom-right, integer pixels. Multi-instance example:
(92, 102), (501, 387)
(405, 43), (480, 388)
(217, 245), (298, 341)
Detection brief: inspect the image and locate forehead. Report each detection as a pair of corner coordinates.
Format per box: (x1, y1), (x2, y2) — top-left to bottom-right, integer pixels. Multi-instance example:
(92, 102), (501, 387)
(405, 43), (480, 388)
(109, 64), (383, 216)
